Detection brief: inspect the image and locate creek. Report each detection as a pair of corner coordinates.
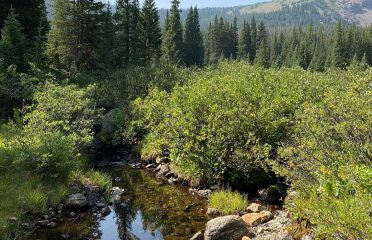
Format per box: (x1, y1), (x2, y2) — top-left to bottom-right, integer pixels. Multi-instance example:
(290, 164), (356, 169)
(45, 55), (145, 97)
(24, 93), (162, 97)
(28, 151), (208, 240)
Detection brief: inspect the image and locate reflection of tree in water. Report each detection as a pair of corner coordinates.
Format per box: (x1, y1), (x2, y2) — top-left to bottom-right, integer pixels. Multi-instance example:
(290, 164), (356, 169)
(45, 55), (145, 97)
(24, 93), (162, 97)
(109, 167), (208, 239)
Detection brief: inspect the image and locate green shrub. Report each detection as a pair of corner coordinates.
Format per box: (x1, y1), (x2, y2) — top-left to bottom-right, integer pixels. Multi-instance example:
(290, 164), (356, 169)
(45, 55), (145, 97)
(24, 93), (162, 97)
(70, 170), (112, 193)
(4, 130), (82, 180)
(23, 82), (100, 149)
(209, 190), (248, 215)
(130, 61), (348, 183)
(277, 70), (372, 239)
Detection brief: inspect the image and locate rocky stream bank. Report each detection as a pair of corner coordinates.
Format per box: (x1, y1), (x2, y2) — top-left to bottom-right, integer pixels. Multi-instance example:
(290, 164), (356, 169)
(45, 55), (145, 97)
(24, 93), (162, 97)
(25, 148), (311, 240)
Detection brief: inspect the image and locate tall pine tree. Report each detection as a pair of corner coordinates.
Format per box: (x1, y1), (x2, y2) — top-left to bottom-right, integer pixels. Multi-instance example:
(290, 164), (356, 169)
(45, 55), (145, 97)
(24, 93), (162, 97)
(332, 22), (347, 69)
(161, 0), (184, 65)
(47, 0), (106, 72)
(115, 0), (140, 66)
(138, 0), (162, 65)
(183, 7), (204, 67)
(238, 20), (251, 61)
(0, 8), (27, 71)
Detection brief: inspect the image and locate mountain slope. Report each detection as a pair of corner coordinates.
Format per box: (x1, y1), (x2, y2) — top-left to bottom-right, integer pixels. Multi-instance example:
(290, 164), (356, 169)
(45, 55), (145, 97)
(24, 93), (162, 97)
(238, 0), (372, 26)
(159, 0), (371, 28)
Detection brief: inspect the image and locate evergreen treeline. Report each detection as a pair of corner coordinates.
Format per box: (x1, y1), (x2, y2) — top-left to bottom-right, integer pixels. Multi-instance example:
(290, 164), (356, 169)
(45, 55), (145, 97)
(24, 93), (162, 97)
(1, 0), (371, 75)
(205, 17), (372, 70)
(158, 1), (346, 30)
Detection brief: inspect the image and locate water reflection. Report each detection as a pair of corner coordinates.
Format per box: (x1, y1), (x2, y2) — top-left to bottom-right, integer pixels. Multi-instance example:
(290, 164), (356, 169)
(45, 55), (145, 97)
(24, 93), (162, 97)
(29, 167), (207, 240)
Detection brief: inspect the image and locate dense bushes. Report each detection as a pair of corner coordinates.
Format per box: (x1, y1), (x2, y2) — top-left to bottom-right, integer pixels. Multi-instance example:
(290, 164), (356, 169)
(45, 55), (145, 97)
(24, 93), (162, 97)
(277, 72), (372, 239)
(129, 61), (371, 238)
(1, 82), (99, 180)
(0, 81), (104, 238)
(130, 61), (347, 184)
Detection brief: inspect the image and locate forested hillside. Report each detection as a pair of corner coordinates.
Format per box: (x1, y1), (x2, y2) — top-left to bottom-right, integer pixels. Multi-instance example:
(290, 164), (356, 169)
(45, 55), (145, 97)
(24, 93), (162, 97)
(159, 0), (372, 28)
(0, 0), (371, 239)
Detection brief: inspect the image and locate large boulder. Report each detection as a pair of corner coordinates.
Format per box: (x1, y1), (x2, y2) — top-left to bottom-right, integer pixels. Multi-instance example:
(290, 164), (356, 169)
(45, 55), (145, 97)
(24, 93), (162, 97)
(204, 215), (251, 240)
(66, 194), (89, 209)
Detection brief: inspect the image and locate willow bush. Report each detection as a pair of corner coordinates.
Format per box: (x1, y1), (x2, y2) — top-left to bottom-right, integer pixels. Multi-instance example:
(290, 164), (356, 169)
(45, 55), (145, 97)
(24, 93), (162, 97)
(277, 70), (372, 239)
(130, 61), (371, 237)
(130, 61), (342, 183)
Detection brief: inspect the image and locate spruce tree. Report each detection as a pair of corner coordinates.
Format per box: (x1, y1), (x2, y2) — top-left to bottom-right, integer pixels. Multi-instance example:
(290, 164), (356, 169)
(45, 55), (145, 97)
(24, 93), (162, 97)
(332, 22), (347, 69)
(0, 8), (27, 71)
(255, 38), (270, 68)
(309, 41), (326, 72)
(238, 20), (251, 61)
(47, 0), (105, 72)
(250, 16), (257, 62)
(183, 7), (204, 67)
(161, 0), (184, 65)
(231, 16), (238, 59)
(192, 7), (204, 66)
(257, 21), (267, 47)
(0, 0), (48, 40)
(115, 0), (140, 66)
(98, 2), (116, 67)
(138, 0), (162, 65)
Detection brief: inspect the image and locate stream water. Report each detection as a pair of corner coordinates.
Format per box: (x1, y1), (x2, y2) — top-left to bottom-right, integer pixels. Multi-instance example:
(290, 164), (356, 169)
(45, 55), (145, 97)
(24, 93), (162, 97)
(28, 165), (208, 240)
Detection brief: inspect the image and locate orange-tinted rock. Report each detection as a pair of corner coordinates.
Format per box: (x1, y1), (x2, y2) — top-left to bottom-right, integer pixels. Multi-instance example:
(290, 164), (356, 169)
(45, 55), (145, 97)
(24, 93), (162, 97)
(241, 211), (273, 227)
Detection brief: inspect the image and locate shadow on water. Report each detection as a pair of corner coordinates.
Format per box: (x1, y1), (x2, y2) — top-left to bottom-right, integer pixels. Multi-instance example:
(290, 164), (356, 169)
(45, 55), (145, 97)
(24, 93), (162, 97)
(28, 166), (208, 240)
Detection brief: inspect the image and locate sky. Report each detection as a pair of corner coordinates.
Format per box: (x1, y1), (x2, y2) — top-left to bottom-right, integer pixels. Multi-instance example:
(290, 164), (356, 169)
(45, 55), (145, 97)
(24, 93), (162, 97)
(154, 0), (269, 9)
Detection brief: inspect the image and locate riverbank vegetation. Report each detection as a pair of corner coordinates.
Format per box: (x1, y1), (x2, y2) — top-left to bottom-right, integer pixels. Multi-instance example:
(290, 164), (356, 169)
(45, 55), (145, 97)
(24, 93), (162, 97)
(209, 190), (248, 215)
(0, 0), (371, 239)
(129, 61), (372, 239)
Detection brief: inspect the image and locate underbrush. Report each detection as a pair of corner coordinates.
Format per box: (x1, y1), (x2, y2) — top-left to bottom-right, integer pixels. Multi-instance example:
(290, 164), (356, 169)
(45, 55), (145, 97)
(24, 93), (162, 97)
(0, 82), (100, 239)
(209, 190), (248, 215)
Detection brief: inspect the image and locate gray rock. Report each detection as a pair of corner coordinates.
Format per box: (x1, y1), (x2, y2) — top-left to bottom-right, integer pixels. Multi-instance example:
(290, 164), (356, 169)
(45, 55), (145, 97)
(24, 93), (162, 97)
(250, 210), (292, 240)
(204, 215), (250, 240)
(47, 222), (57, 228)
(165, 172), (175, 178)
(111, 187), (125, 196)
(156, 156), (171, 165)
(168, 177), (178, 185)
(96, 202), (106, 208)
(207, 208), (220, 216)
(36, 220), (49, 227)
(155, 164), (171, 179)
(101, 206), (111, 216)
(190, 230), (204, 240)
(146, 163), (157, 169)
(61, 233), (71, 239)
(246, 203), (265, 213)
(66, 193), (89, 209)
(190, 188), (212, 198)
(210, 184), (219, 190)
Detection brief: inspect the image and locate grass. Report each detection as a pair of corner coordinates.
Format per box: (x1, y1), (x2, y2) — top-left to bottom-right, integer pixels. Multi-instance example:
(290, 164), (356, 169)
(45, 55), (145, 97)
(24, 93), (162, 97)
(69, 169), (112, 192)
(209, 190), (248, 215)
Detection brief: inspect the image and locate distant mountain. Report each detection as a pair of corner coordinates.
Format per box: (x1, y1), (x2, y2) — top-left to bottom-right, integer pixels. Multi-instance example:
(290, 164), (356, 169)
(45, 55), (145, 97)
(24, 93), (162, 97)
(159, 0), (372, 29)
